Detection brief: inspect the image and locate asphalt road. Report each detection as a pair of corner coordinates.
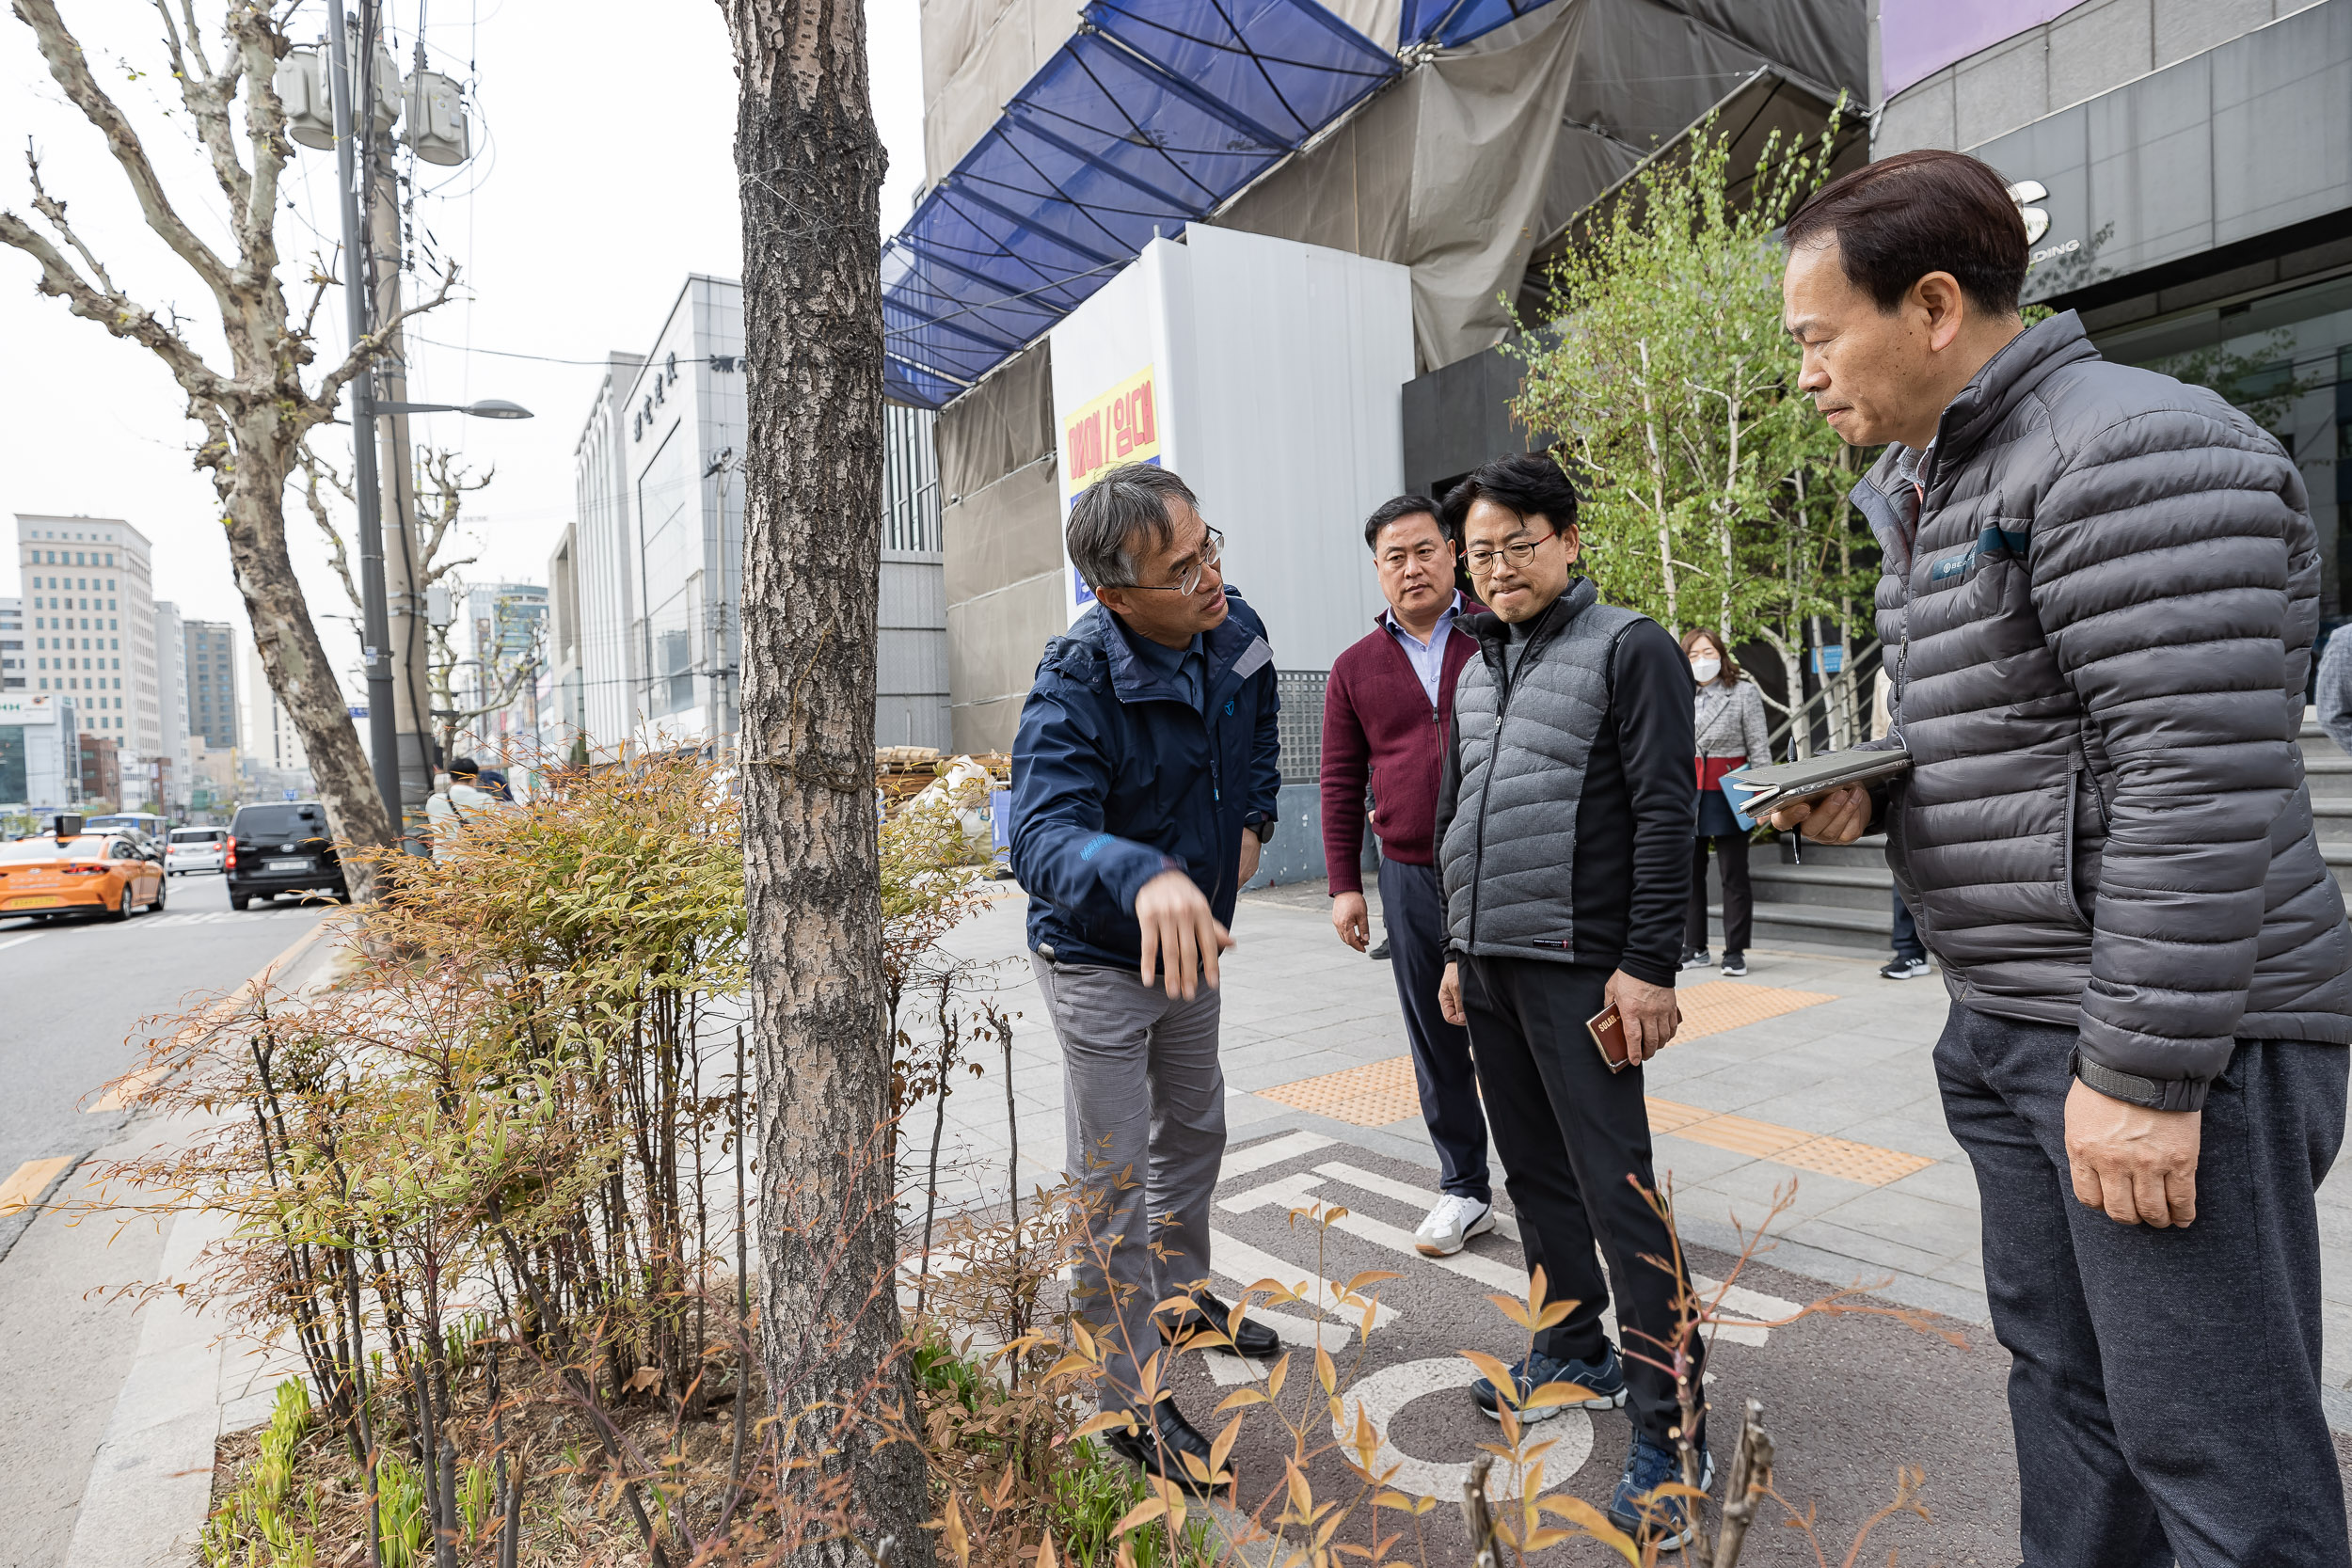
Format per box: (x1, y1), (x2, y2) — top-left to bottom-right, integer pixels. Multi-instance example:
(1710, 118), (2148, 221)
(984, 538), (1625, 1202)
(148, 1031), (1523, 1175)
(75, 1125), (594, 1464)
(0, 869), (329, 1260)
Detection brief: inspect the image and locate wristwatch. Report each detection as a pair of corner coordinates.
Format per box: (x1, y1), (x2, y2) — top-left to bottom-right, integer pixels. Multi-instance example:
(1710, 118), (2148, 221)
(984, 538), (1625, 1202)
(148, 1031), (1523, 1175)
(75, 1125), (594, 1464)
(1244, 812), (1277, 843)
(2070, 1048), (2206, 1113)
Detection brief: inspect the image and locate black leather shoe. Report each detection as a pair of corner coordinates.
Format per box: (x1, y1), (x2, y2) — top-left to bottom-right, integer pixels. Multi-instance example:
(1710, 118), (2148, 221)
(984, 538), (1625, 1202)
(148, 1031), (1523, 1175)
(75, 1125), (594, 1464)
(1104, 1399), (1229, 1497)
(1161, 1291), (1281, 1357)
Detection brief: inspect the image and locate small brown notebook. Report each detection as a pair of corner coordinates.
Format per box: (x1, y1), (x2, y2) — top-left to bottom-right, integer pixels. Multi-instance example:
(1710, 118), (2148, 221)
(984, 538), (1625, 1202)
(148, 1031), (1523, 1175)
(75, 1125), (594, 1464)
(1588, 1005), (1631, 1072)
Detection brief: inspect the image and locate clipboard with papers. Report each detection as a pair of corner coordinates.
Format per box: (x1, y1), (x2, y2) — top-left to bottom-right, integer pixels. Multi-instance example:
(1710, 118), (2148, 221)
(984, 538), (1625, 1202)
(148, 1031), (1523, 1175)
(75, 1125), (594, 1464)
(1721, 745), (1912, 820)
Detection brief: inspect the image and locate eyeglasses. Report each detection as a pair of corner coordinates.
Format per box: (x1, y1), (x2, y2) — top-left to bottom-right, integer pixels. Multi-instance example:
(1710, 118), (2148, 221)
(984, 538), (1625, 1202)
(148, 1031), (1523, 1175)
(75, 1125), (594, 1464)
(1116, 526), (1225, 595)
(1463, 531), (1560, 575)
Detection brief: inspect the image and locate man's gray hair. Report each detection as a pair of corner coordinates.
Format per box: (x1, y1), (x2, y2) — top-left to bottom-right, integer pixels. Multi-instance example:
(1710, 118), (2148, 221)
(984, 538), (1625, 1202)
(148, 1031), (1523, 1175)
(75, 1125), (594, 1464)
(1065, 463), (1200, 589)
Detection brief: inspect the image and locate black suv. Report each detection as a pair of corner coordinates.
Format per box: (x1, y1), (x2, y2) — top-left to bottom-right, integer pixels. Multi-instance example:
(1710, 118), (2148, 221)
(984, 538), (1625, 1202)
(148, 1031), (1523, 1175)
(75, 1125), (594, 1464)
(228, 800), (350, 909)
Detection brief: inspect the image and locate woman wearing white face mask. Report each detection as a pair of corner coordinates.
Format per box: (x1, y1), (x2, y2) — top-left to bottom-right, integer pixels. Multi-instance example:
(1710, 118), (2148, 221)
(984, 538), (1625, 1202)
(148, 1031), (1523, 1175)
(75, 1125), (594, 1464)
(1683, 629), (1771, 977)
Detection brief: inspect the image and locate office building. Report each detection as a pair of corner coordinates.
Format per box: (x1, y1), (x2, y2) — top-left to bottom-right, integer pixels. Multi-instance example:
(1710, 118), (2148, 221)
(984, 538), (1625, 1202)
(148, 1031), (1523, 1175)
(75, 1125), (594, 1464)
(1873, 0), (2349, 615)
(239, 635), (312, 798)
(14, 515), (163, 767)
(559, 277), (948, 759)
(459, 580), (548, 758)
(153, 599), (190, 813)
(571, 352), (648, 752)
(541, 523), (583, 757)
(184, 618), (241, 750)
(1, 594), (21, 690)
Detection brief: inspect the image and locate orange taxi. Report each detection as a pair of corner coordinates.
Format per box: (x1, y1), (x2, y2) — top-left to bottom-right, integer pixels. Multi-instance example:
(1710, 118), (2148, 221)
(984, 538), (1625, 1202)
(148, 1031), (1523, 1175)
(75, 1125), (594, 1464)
(0, 832), (167, 921)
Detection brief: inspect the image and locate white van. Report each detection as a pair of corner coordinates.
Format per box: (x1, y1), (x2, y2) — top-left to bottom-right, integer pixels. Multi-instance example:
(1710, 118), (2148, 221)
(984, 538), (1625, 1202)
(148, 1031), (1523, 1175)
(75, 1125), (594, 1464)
(166, 826), (229, 876)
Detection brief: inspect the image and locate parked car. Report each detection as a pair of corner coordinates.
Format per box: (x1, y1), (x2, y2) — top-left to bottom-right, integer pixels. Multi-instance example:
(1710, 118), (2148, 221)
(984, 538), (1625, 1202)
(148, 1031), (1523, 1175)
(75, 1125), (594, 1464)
(227, 801), (348, 909)
(166, 826), (229, 875)
(0, 832), (167, 921)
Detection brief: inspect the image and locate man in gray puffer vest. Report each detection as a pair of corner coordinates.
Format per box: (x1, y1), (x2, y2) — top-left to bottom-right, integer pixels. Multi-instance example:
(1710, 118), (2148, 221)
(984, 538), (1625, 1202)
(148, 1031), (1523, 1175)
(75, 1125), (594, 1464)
(1430, 455), (1708, 1550)
(1776, 149), (2351, 1566)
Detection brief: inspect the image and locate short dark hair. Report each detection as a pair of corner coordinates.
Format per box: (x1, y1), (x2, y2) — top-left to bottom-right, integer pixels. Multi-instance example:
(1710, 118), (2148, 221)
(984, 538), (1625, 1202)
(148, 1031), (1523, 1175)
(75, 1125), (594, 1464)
(448, 754), (480, 779)
(1784, 150), (2028, 317)
(1363, 495), (1446, 551)
(1441, 453), (1579, 540)
(1066, 463), (1200, 589)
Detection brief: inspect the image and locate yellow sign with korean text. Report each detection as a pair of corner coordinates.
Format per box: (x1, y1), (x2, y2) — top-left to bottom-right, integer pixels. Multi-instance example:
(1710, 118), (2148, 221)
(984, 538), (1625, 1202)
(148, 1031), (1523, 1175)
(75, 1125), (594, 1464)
(1063, 365), (1162, 495)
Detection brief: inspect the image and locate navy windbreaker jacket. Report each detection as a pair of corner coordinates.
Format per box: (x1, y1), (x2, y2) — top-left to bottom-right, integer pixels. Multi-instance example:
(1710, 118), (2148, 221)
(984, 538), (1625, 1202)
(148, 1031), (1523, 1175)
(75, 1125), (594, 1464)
(1009, 589), (1282, 970)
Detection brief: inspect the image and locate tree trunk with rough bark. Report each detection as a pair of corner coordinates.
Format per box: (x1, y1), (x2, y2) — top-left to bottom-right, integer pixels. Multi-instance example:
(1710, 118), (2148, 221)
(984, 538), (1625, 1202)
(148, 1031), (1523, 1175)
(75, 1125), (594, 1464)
(721, 0), (929, 1562)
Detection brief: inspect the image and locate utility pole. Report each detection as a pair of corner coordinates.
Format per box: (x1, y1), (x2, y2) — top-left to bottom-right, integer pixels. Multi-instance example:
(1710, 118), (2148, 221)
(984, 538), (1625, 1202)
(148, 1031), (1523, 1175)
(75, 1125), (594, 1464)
(326, 8), (403, 836)
(359, 17), (437, 841)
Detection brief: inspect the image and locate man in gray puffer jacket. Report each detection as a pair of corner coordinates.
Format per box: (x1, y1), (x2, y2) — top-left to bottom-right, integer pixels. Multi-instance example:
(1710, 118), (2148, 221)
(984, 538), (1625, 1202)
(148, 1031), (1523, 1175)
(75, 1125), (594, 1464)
(1775, 149), (2350, 1566)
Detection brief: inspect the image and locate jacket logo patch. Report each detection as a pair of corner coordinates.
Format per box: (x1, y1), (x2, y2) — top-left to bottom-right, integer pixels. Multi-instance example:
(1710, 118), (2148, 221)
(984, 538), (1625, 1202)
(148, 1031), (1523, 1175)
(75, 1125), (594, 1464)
(1078, 832), (1112, 862)
(1929, 524), (2031, 583)
(1224, 699), (1235, 716)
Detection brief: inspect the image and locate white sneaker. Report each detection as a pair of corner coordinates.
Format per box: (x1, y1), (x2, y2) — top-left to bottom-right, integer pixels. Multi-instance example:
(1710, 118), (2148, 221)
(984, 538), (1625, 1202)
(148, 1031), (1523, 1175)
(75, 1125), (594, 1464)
(1413, 1194), (1496, 1257)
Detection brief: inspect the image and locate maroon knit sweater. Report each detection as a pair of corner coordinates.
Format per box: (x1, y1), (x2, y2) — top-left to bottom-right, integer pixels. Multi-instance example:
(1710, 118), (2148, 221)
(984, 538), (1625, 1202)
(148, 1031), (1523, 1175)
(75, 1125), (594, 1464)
(1320, 600), (1485, 895)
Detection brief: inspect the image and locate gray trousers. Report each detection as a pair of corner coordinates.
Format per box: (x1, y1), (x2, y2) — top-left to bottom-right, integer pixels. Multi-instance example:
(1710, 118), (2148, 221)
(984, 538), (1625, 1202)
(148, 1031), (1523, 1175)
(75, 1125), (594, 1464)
(1033, 954), (1227, 1413)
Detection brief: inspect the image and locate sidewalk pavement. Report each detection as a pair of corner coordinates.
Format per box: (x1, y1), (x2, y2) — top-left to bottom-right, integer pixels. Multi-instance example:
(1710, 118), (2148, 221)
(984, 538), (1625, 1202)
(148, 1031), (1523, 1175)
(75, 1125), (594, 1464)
(3, 928), (342, 1568)
(917, 878), (2352, 1404)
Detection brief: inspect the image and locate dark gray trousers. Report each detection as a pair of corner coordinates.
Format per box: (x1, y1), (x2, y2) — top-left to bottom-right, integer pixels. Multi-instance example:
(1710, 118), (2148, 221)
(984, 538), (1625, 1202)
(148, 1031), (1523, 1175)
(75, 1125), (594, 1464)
(1377, 855), (1489, 1202)
(1033, 955), (1226, 1414)
(1935, 1004), (2350, 1567)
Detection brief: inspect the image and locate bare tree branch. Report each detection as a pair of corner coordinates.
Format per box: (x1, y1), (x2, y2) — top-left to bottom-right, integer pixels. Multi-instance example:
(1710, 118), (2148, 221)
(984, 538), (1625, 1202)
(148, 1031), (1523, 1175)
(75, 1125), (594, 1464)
(0, 196), (227, 402)
(11, 0), (233, 303)
(414, 448), (492, 591)
(314, 261), (461, 410)
(295, 440), (362, 618)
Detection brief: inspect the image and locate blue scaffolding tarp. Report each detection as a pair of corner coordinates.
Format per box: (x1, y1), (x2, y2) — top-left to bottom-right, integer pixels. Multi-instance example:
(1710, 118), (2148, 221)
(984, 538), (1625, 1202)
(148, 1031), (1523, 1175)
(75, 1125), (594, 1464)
(882, 0), (1399, 408)
(1397, 0), (1549, 50)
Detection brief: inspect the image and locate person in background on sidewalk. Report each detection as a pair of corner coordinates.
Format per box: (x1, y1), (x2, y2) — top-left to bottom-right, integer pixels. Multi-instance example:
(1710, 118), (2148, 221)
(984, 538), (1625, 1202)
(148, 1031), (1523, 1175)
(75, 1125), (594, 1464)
(1321, 494), (1492, 1257)
(422, 754), (499, 858)
(1430, 454), (1708, 1549)
(1008, 462), (1285, 1497)
(1777, 149), (2352, 1565)
(1682, 628), (1768, 978)
(1882, 890), (1930, 981)
(2316, 626), (2352, 756)
(1865, 667), (1931, 980)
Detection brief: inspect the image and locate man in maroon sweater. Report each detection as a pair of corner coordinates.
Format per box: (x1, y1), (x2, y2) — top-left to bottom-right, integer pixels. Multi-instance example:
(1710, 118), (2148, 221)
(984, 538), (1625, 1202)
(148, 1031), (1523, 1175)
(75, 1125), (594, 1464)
(1322, 495), (1493, 1255)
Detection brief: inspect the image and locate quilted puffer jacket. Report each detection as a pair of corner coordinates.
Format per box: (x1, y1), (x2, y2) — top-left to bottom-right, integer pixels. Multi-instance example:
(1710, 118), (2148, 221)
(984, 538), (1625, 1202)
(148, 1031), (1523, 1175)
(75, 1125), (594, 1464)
(1856, 310), (2351, 1108)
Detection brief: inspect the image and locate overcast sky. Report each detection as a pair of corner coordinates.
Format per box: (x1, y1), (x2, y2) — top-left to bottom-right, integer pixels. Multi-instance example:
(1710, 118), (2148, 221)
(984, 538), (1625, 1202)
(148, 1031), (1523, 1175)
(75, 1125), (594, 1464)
(0, 0), (926, 676)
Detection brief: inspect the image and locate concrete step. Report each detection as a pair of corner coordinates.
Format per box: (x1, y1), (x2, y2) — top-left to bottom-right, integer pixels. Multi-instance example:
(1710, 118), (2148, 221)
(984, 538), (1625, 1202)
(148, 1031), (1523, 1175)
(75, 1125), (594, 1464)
(1773, 832), (1887, 870)
(1727, 901), (1891, 951)
(1752, 863), (1894, 911)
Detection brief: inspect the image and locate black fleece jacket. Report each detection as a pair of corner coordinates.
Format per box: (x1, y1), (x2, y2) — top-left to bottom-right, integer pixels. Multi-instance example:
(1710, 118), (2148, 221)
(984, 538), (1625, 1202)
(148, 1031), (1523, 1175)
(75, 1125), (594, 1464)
(1436, 596), (1695, 987)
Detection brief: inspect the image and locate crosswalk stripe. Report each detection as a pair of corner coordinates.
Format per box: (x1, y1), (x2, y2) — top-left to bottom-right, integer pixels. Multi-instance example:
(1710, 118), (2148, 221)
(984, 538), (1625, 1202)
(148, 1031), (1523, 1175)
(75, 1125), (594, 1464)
(1226, 1171), (1531, 1292)
(1223, 1129), (1335, 1176)
(0, 1156), (74, 1216)
(1206, 1228), (1397, 1332)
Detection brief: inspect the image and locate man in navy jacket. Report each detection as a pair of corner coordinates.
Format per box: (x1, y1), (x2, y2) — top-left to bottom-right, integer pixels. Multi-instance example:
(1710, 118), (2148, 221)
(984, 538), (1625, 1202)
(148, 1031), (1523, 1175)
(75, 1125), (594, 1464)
(1009, 461), (1283, 1494)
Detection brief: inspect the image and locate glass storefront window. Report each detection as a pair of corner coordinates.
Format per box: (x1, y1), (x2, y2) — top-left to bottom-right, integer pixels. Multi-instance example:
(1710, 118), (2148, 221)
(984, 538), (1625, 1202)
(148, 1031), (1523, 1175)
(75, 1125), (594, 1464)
(2094, 271), (2352, 621)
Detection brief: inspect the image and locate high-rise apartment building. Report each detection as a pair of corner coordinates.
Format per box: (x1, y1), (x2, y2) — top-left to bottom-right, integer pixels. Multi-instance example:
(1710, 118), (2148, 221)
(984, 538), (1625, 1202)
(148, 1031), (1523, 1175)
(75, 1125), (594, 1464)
(184, 619), (240, 750)
(14, 515), (161, 766)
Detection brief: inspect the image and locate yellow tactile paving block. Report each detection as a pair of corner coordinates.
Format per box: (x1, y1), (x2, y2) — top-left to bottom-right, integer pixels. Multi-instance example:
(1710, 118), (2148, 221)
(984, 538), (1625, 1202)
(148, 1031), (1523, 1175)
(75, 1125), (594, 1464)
(1256, 1055), (1420, 1126)
(1674, 979), (1839, 1041)
(1254, 974), (1932, 1188)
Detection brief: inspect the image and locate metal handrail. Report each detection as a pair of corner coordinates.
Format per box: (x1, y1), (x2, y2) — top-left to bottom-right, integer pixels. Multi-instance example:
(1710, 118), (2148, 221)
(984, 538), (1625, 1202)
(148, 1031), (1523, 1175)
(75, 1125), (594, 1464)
(1761, 638), (1882, 758)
